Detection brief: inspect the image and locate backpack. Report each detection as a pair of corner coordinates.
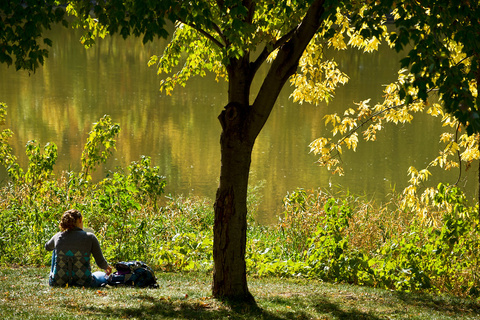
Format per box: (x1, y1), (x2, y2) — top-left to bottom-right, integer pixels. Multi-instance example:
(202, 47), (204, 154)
(107, 261), (158, 288)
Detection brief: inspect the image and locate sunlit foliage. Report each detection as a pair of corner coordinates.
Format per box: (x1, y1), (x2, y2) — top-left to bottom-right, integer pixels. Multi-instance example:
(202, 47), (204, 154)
(309, 2), (480, 214)
(2, 0), (480, 300)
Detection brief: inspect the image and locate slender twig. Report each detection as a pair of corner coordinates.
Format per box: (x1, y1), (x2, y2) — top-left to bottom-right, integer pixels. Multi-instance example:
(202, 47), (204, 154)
(330, 94), (428, 152)
(327, 84), (469, 192)
(454, 122), (462, 186)
(179, 19), (225, 49)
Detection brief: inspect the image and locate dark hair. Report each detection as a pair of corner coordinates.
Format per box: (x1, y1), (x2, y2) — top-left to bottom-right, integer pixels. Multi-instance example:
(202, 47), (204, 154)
(59, 209), (82, 232)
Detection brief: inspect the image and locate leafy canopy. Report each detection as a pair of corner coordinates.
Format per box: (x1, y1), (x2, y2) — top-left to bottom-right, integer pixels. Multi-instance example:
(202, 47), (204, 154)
(310, 1), (480, 216)
(357, 0), (480, 135)
(3, 0), (478, 220)
(67, 0), (375, 101)
(0, 0), (66, 72)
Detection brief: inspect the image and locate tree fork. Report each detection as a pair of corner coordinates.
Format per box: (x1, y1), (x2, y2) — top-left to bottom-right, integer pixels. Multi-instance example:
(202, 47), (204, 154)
(212, 0), (328, 302)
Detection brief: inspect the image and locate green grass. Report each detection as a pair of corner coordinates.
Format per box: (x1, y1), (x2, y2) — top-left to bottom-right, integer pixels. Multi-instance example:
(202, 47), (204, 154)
(1, 267), (479, 319)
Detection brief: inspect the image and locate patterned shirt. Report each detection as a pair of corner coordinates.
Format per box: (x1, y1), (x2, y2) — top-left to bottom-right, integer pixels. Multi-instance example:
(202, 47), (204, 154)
(45, 227), (109, 287)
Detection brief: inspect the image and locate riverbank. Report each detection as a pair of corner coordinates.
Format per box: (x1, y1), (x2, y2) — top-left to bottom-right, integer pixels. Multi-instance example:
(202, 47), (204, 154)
(2, 179), (480, 299)
(1, 266), (479, 319)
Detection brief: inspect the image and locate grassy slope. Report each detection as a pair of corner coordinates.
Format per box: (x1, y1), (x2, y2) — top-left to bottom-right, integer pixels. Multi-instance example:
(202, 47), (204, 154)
(1, 267), (479, 320)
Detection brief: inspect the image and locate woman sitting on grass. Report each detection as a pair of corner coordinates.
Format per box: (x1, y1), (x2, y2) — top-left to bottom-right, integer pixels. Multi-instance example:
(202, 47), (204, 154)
(45, 209), (112, 287)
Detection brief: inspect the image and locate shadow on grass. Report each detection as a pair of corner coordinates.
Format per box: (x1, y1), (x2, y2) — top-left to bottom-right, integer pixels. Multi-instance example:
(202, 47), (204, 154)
(311, 297), (385, 320)
(62, 286), (480, 320)
(268, 295), (387, 320)
(76, 296), (287, 320)
(74, 293), (388, 320)
(77, 299), (269, 319)
(18, 268), (480, 319)
(394, 290), (480, 315)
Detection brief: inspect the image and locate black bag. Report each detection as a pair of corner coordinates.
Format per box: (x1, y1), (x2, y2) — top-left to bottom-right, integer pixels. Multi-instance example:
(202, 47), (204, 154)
(107, 261), (158, 288)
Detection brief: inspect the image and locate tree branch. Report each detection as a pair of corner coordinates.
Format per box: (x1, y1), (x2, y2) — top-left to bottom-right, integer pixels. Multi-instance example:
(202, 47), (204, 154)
(330, 50), (475, 158)
(248, 0), (327, 140)
(327, 88), (438, 160)
(250, 28), (297, 74)
(453, 122), (462, 186)
(243, 0), (255, 24)
(180, 19), (225, 48)
(211, 23), (228, 46)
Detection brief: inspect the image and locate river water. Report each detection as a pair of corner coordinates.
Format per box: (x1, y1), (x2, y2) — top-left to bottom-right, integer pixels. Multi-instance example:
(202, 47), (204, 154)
(0, 25), (476, 223)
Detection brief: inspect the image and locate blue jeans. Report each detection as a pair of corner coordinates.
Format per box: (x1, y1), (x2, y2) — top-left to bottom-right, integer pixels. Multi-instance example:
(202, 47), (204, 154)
(91, 271), (108, 287)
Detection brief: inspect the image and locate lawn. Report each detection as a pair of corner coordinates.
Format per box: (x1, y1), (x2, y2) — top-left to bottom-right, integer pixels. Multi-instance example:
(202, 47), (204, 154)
(1, 266), (479, 319)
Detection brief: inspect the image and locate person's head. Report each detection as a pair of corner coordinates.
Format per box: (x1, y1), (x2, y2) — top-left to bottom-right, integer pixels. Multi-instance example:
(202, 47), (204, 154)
(59, 209), (83, 232)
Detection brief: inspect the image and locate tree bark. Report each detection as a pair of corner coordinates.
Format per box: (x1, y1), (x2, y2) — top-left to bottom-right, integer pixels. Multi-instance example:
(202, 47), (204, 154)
(213, 102), (255, 302)
(476, 58), (480, 220)
(211, 0), (327, 302)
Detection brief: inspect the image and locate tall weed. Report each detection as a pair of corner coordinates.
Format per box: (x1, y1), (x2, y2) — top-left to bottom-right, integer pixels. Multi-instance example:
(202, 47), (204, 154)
(1, 107), (479, 298)
(246, 184), (480, 297)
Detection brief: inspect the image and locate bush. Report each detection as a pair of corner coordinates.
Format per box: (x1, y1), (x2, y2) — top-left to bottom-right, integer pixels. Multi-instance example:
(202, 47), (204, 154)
(246, 184), (480, 297)
(1, 107), (479, 297)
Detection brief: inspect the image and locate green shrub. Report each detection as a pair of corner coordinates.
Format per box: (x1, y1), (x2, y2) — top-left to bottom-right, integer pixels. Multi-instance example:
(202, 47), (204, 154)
(1, 107), (479, 298)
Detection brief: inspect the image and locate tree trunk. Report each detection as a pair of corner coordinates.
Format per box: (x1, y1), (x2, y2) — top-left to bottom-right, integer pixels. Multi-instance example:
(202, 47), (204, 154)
(475, 58), (480, 219)
(212, 102), (255, 302)
(210, 0), (326, 302)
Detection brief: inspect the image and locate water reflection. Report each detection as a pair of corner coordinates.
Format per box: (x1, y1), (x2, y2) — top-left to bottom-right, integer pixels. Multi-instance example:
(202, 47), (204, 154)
(0, 25), (476, 223)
